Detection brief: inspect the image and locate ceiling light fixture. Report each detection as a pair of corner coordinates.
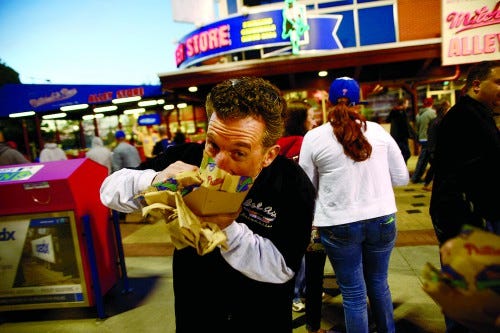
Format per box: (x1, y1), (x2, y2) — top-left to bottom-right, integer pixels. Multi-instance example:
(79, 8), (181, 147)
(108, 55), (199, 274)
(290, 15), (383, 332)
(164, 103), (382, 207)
(42, 112), (67, 120)
(318, 71), (328, 77)
(83, 113), (105, 120)
(9, 111), (35, 118)
(123, 108), (145, 115)
(177, 103), (187, 109)
(60, 103), (89, 111)
(112, 96), (142, 104)
(163, 104), (175, 110)
(94, 105), (118, 113)
(188, 86), (198, 92)
(138, 100), (158, 107)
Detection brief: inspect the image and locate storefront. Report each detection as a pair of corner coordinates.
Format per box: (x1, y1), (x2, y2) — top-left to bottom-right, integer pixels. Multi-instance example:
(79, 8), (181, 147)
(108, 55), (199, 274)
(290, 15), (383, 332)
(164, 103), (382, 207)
(0, 83), (207, 161)
(159, 0), (495, 127)
(2, 0), (497, 161)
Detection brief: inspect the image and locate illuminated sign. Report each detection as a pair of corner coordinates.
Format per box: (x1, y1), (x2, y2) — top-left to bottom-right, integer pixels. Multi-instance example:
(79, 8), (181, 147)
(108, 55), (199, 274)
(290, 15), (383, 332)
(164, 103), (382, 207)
(88, 87), (146, 103)
(442, 0), (500, 66)
(138, 113), (161, 126)
(282, 0), (310, 54)
(175, 10), (286, 67)
(174, 3), (398, 68)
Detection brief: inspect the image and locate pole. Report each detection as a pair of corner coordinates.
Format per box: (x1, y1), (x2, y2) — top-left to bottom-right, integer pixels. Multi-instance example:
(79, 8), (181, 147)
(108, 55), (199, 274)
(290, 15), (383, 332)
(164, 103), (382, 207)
(21, 119), (32, 161)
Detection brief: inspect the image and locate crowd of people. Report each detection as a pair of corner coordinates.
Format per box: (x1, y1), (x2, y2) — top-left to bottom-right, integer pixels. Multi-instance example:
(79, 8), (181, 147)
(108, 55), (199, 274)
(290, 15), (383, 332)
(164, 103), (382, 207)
(2, 60), (498, 332)
(0, 121), (189, 173)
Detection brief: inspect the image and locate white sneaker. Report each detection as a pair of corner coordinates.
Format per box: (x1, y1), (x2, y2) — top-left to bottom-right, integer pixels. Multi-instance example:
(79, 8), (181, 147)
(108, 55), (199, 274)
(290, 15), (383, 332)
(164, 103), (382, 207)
(292, 299), (306, 312)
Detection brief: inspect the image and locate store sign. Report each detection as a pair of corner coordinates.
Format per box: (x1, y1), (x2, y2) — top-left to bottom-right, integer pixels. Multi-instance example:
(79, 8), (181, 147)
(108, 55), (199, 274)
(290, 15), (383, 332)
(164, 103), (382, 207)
(441, 0), (500, 66)
(0, 84), (162, 117)
(175, 9), (343, 68)
(138, 113), (161, 126)
(174, 2), (397, 68)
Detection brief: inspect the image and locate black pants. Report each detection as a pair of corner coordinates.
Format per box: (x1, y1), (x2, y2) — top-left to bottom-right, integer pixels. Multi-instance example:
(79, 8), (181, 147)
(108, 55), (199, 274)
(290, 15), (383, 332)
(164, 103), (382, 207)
(305, 250), (327, 332)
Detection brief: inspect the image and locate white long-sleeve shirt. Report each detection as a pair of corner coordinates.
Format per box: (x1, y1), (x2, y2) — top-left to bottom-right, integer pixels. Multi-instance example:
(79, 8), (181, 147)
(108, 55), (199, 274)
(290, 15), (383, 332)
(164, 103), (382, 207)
(99, 167), (295, 283)
(39, 143), (67, 162)
(299, 121), (409, 227)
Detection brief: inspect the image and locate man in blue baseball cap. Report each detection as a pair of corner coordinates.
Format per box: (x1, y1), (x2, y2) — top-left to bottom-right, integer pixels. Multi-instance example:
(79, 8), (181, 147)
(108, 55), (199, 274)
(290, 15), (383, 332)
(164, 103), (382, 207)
(115, 130), (126, 139)
(112, 130), (141, 172)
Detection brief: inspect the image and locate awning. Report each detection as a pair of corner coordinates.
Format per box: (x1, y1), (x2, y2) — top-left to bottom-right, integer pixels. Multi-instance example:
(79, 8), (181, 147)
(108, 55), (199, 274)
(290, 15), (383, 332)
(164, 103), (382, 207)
(0, 83), (163, 118)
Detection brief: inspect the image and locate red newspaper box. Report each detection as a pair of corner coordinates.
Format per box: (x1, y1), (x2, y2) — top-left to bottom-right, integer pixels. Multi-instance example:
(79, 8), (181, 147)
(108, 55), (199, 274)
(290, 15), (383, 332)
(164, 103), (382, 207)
(0, 158), (119, 314)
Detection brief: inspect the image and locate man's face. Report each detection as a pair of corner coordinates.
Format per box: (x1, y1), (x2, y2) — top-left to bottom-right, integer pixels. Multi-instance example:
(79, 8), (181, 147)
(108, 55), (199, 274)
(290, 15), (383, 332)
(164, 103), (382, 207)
(476, 66), (500, 111)
(204, 113), (279, 178)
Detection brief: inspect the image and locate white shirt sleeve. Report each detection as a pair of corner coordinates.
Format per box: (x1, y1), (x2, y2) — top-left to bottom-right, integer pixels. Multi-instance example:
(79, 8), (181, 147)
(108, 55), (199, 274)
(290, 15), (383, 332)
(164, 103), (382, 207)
(298, 132), (319, 190)
(220, 222), (295, 284)
(100, 168), (157, 212)
(387, 135), (410, 186)
(101, 167), (296, 284)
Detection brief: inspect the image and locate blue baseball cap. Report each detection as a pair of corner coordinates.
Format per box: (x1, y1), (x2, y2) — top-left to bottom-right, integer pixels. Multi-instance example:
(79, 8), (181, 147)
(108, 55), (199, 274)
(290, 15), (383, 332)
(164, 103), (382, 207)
(329, 77), (360, 105)
(115, 130), (126, 139)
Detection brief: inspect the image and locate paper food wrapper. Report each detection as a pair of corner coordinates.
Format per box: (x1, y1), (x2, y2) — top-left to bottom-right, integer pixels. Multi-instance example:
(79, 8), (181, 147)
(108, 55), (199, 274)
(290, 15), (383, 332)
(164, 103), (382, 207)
(421, 226), (500, 333)
(136, 153), (253, 255)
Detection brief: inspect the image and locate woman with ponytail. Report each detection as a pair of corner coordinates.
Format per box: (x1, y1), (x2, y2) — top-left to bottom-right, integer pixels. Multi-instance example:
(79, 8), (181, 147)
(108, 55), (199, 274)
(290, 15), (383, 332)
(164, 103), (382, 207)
(299, 77), (409, 333)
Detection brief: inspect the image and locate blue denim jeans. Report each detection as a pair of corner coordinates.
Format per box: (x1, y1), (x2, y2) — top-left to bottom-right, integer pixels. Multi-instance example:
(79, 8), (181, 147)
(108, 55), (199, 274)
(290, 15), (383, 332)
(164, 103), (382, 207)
(412, 141), (430, 182)
(293, 256), (306, 300)
(319, 214), (397, 333)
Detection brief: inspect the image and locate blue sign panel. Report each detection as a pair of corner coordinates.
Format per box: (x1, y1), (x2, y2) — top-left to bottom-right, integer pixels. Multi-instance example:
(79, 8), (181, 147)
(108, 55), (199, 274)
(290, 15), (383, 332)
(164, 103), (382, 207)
(138, 113), (161, 126)
(175, 4), (396, 69)
(0, 84), (163, 117)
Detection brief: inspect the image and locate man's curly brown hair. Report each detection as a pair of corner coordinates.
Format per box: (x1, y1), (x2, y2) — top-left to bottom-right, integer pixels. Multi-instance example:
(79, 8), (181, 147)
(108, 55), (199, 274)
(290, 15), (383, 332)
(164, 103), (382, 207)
(205, 77), (286, 148)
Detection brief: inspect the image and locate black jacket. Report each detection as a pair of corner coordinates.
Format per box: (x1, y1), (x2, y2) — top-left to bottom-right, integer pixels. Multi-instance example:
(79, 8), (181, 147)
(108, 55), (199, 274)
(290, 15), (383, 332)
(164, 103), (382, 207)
(386, 108), (417, 142)
(140, 142), (316, 332)
(430, 95), (500, 244)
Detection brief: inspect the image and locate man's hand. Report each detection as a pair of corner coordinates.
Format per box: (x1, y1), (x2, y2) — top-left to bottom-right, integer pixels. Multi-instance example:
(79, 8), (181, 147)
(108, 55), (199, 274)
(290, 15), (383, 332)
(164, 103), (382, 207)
(200, 207), (241, 230)
(152, 161), (199, 184)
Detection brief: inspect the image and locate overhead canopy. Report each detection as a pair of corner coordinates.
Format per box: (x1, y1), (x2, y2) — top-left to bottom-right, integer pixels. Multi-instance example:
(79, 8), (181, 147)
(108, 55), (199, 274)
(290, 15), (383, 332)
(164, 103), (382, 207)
(0, 83), (163, 118)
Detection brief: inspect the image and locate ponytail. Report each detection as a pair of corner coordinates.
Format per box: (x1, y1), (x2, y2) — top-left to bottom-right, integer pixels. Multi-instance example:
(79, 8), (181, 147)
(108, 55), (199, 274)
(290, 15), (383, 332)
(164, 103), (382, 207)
(328, 104), (372, 162)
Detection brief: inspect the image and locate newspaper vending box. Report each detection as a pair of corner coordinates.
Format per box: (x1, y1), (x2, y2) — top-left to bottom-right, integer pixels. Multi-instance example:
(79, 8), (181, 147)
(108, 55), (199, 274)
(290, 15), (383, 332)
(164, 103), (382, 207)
(0, 158), (120, 315)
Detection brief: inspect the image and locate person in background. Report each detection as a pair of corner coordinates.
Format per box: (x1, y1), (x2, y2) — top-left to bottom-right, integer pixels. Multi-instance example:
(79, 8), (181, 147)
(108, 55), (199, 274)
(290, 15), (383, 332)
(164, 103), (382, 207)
(152, 125), (172, 157)
(422, 99), (451, 191)
(278, 100), (317, 161)
(0, 129), (29, 166)
(300, 77), (371, 333)
(86, 136), (112, 174)
(430, 60), (500, 333)
(111, 130), (141, 172)
(300, 76), (409, 333)
(39, 133), (67, 162)
(133, 124), (160, 161)
(172, 129), (187, 145)
(386, 97), (417, 165)
(100, 76), (316, 333)
(276, 100), (318, 314)
(411, 97), (437, 183)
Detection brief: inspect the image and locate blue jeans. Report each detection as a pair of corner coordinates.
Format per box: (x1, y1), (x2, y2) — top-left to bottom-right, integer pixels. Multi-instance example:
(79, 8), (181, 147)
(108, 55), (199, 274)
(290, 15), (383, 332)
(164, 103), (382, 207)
(293, 256), (306, 300)
(319, 214), (397, 333)
(412, 141), (430, 182)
